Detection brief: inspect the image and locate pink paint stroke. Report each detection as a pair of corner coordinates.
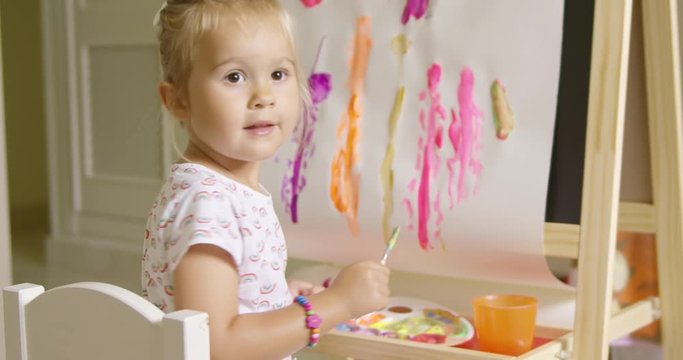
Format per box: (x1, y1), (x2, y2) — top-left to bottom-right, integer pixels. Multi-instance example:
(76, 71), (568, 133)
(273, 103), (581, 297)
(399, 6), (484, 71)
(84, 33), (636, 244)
(300, 0), (322, 8)
(401, 0), (429, 25)
(446, 67), (483, 210)
(403, 198), (414, 231)
(405, 64), (446, 250)
(281, 38), (332, 223)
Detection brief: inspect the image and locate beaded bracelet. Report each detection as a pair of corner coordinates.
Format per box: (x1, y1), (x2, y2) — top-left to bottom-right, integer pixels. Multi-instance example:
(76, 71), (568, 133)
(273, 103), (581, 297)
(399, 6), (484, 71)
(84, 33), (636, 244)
(294, 295), (322, 348)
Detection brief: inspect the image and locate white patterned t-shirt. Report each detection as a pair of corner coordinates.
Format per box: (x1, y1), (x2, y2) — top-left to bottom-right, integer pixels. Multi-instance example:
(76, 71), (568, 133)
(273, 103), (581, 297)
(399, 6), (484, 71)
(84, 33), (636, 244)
(141, 163), (292, 315)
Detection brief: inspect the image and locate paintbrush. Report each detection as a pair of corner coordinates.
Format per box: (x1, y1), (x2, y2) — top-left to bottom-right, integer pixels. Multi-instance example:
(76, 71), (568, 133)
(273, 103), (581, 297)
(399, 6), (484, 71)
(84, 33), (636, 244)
(380, 226), (401, 265)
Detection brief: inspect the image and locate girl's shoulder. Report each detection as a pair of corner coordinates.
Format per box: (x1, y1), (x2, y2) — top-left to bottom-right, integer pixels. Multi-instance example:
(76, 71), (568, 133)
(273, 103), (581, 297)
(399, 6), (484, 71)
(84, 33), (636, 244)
(167, 163), (271, 203)
(167, 163), (237, 196)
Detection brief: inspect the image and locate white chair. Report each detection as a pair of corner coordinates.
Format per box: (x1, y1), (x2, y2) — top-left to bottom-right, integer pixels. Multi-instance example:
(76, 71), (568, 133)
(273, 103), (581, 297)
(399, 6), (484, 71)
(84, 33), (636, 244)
(3, 282), (209, 360)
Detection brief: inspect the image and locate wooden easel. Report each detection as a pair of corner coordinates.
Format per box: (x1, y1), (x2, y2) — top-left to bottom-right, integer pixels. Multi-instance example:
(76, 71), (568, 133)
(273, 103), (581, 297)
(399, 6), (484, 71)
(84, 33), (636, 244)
(572, 0), (683, 359)
(312, 0), (683, 359)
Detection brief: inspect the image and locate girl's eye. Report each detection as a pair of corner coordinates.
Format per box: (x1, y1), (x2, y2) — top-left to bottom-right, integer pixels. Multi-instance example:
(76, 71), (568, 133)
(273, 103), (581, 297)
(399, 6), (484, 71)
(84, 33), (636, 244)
(224, 72), (244, 83)
(271, 70), (287, 81)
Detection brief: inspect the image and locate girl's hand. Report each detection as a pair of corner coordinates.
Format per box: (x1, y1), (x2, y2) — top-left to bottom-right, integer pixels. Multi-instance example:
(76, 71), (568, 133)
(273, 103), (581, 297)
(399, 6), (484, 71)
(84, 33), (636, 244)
(327, 261), (390, 319)
(288, 279), (325, 298)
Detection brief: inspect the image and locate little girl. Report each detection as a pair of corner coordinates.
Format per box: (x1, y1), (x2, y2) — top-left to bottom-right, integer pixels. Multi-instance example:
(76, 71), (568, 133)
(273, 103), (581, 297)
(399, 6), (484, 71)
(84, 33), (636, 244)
(141, 1), (390, 359)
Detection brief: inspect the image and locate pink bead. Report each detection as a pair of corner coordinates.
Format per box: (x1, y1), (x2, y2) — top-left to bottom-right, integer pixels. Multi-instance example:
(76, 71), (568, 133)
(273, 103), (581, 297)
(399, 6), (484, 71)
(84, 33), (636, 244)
(306, 314), (322, 328)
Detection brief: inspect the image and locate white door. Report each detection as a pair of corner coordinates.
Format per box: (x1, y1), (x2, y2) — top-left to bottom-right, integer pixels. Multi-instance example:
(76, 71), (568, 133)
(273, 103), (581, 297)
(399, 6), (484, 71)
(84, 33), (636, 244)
(42, 0), (173, 289)
(0, 8), (14, 360)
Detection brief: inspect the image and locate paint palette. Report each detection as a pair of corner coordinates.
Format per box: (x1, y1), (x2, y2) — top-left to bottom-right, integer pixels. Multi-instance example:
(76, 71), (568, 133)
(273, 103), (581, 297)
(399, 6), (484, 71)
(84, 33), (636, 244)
(335, 296), (474, 346)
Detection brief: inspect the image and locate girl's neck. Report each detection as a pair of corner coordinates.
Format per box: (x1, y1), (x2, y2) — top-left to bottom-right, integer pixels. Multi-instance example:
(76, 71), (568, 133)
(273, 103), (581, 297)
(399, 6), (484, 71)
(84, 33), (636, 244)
(182, 142), (262, 192)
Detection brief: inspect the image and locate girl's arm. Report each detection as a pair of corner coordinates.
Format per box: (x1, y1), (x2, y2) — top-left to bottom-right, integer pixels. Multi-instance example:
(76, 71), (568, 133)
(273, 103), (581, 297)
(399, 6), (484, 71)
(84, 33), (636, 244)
(174, 244), (390, 360)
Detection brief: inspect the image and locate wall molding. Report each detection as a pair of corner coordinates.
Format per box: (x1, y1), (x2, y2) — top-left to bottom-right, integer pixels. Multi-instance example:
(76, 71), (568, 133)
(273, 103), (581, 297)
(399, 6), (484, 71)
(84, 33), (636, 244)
(46, 234), (141, 291)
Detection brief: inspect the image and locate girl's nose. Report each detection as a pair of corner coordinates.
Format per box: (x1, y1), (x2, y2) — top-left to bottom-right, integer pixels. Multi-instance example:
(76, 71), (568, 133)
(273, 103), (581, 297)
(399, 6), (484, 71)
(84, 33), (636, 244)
(248, 84), (276, 109)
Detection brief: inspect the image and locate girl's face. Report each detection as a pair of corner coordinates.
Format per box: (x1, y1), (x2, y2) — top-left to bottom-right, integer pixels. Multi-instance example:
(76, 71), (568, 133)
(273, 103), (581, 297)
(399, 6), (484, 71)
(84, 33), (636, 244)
(183, 17), (300, 163)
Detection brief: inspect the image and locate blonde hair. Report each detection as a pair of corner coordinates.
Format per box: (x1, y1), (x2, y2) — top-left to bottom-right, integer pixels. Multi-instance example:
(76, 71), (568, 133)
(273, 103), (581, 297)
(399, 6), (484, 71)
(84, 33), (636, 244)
(156, 0), (309, 105)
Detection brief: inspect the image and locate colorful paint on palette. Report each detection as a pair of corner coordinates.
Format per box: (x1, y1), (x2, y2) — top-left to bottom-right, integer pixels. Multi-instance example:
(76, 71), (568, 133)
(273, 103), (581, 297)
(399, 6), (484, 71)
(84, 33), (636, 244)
(281, 36), (332, 223)
(330, 17), (372, 235)
(335, 297), (474, 346)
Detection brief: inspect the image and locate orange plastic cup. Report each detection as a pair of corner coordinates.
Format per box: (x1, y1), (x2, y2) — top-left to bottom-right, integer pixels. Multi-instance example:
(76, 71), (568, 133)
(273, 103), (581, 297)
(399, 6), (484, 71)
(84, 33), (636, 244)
(472, 294), (538, 355)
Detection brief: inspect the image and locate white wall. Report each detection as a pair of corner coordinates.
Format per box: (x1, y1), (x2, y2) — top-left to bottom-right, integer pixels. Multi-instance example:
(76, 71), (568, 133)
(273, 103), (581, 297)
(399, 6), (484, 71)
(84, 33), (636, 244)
(0, 9), (14, 360)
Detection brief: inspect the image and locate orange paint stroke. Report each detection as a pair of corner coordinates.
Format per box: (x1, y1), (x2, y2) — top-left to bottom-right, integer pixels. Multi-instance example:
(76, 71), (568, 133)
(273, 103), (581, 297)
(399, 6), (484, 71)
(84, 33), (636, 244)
(330, 17), (372, 236)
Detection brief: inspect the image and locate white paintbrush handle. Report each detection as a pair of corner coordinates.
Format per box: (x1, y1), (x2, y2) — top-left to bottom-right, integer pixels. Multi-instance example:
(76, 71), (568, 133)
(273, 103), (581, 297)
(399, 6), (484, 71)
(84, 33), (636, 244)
(380, 227), (400, 265)
(380, 251), (389, 265)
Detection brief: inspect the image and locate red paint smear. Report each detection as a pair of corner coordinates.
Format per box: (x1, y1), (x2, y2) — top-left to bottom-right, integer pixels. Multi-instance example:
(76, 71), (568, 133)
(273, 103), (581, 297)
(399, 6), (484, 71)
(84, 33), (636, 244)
(406, 66), (484, 250)
(406, 64), (446, 250)
(300, 0), (322, 8)
(456, 336), (553, 351)
(446, 67), (483, 209)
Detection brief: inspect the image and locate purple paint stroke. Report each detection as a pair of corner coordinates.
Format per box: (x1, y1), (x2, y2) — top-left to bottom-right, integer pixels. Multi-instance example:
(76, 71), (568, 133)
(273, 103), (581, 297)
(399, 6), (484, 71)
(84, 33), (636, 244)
(300, 0), (322, 8)
(401, 0), (429, 25)
(281, 38), (331, 223)
(289, 73), (332, 223)
(282, 73), (331, 223)
(309, 74), (332, 104)
(446, 67), (483, 210)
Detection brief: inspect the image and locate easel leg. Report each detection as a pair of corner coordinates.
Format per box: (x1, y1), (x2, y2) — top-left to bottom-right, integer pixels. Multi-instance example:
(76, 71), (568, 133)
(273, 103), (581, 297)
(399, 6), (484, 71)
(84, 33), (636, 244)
(571, 0), (633, 359)
(641, 1), (683, 359)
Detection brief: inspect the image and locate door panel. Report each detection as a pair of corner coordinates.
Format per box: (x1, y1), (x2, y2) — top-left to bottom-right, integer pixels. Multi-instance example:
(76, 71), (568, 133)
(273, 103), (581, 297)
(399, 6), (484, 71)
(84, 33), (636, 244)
(44, 0), (172, 266)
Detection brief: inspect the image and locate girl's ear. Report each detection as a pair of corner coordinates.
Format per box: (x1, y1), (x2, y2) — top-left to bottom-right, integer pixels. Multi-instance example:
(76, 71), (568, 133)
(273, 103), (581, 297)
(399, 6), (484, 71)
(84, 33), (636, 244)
(158, 81), (190, 121)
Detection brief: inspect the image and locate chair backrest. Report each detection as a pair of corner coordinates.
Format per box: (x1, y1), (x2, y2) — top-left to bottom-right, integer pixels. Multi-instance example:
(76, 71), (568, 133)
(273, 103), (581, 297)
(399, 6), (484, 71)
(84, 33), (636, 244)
(3, 282), (209, 360)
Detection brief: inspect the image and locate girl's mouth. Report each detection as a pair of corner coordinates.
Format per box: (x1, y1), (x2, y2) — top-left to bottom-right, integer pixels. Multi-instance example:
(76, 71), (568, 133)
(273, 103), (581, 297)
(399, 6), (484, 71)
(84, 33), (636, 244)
(244, 122), (276, 135)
